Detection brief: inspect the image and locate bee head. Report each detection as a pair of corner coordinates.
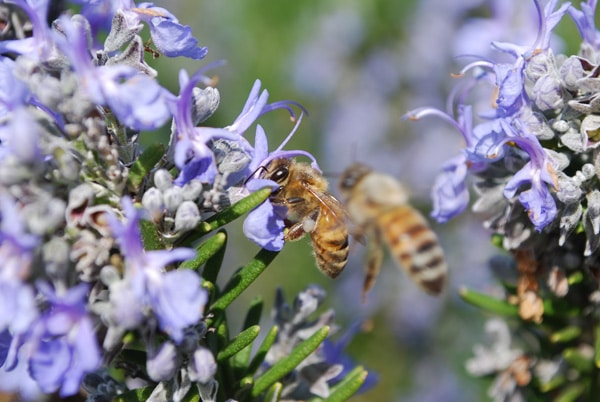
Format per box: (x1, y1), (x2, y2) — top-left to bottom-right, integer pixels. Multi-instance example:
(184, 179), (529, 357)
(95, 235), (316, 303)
(338, 163), (371, 195)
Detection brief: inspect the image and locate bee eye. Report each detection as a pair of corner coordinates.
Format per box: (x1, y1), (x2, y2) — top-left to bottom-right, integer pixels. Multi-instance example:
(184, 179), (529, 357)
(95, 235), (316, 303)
(272, 167), (289, 183)
(340, 176), (355, 190)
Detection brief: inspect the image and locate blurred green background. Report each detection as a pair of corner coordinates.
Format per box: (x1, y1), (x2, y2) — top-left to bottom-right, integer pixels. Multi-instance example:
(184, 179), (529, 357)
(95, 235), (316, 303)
(147, 1), (587, 400)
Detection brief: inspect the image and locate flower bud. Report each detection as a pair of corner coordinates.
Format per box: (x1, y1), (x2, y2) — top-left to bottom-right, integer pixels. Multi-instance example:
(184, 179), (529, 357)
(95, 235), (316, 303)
(154, 169), (173, 191)
(163, 186), (183, 213)
(174, 201), (201, 232)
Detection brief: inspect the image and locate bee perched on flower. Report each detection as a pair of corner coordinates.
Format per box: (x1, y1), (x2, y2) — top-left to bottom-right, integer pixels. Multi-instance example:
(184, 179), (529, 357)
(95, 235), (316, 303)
(408, 0), (600, 399)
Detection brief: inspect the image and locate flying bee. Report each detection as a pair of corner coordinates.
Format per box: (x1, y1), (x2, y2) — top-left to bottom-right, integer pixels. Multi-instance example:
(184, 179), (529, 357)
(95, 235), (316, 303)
(262, 157), (350, 278)
(339, 163), (447, 301)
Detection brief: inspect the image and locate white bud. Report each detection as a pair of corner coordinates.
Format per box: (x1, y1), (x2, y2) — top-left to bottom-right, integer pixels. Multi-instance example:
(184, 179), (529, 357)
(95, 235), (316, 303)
(154, 169), (173, 191)
(175, 201), (201, 232)
(163, 186), (183, 213)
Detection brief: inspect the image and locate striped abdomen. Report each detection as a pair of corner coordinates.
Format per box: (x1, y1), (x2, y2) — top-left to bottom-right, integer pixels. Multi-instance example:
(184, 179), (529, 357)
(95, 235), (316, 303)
(377, 205), (447, 294)
(310, 208), (349, 278)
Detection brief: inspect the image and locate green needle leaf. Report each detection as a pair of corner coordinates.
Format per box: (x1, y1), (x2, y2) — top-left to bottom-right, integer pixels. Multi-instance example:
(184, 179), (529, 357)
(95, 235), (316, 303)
(554, 382), (586, 402)
(243, 297), (264, 329)
(248, 325), (279, 375)
(139, 219), (164, 251)
(459, 287), (519, 316)
(568, 271), (584, 285)
(202, 231), (228, 285)
(204, 187), (272, 231)
(264, 382), (283, 402)
(183, 187), (273, 244)
(179, 231), (227, 271)
(594, 322), (600, 368)
(550, 326), (582, 343)
(539, 375), (566, 393)
(217, 325), (261, 362)
(232, 297), (265, 370)
(309, 366), (368, 402)
(251, 326), (330, 398)
(128, 143), (165, 190)
(563, 347), (594, 373)
(209, 248), (279, 315)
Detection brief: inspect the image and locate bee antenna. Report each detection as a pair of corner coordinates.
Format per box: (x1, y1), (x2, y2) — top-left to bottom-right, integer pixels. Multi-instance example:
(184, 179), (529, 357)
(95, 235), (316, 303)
(243, 165), (269, 185)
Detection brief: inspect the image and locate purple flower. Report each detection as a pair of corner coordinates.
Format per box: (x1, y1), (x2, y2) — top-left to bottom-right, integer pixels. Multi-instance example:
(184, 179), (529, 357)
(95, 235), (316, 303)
(0, 57), (30, 117)
(0, 108), (42, 164)
(568, 0), (600, 48)
(404, 105), (481, 223)
(243, 178), (287, 251)
(73, 0), (208, 60)
(71, 0), (134, 34)
(172, 76), (308, 186)
(489, 0), (570, 118)
(188, 346), (217, 384)
(406, 0), (568, 231)
(472, 117), (558, 231)
(242, 121), (320, 251)
(146, 341), (179, 382)
(0, 0), (54, 59)
(133, 3), (208, 59)
(430, 154), (471, 223)
(107, 197), (206, 343)
(500, 126), (558, 231)
(171, 67), (235, 185)
(0, 194), (39, 334)
(26, 282), (101, 397)
(0, 330), (42, 401)
(54, 15), (171, 130)
(492, 61), (526, 117)
(322, 321), (378, 393)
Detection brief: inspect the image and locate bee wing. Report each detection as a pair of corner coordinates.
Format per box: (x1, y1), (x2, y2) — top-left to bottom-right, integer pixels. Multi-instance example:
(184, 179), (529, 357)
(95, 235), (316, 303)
(378, 205), (447, 295)
(303, 185), (349, 279)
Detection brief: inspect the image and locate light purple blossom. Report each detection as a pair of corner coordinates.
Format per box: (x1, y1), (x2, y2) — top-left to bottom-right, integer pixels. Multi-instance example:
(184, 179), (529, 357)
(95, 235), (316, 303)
(27, 282), (101, 397)
(53, 15), (172, 130)
(403, 105), (481, 222)
(243, 177), (287, 251)
(146, 341), (180, 382)
(568, 0), (600, 48)
(406, 0), (568, 230)
(173, 77), (309, 186)
(0, 108), (42, 164)
(171, 67), (236, 185)
(188, 346), (217, 384)
(499, 124), (558, 231)
(322, 321), (378, 393)
(0, 0), (54, 59)
(72, 0), (208, 60)
(107, 197), (206, 343)
(242, 119), (320, 251)
(0, 194), (39, 334)
(133, 3), (208, 59)
(0, 57), (30, 117)
(0, 330), (42, 402)
(71, 0), (135, 34)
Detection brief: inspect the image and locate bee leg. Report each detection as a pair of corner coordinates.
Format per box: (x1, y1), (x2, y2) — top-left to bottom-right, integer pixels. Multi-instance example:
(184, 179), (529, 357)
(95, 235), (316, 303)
(284, 221), (307, 241)
(284, 209), (320, 241)
(363, 228), (384, 303)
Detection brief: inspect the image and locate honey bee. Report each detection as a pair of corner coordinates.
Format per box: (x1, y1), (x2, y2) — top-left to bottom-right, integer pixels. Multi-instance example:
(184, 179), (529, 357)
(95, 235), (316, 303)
(339, 163), (447, 300)
(262, 157), (349, 278)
